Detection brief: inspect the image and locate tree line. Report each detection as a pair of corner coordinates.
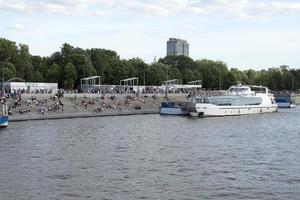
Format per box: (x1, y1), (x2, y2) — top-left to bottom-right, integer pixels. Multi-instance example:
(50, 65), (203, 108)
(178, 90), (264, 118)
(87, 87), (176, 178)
(0, 38), (299, 91)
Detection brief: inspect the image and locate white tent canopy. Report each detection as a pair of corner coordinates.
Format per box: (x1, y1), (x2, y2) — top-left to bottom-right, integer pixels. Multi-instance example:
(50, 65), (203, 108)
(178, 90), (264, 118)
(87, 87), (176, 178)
(120, 77), (139, 93)
(80, 76), (101, 91)
(162, 79), (178, 85)
(187, 80), (202, 88)
(5, 82), (58, 93)
(120, 77), (139, 86)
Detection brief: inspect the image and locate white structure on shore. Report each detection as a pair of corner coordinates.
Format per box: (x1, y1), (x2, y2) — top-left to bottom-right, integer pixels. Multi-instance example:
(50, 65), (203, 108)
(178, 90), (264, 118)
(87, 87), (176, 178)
(120, 77), (139, 93)
(5, 82), (58, 93)
(162, 79), (202, 91)
(80, 76), (101, 91)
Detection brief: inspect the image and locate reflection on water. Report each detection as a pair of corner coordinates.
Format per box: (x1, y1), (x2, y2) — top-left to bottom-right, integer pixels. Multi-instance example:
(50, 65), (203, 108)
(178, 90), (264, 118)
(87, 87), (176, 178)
(0, 108), (300, 199)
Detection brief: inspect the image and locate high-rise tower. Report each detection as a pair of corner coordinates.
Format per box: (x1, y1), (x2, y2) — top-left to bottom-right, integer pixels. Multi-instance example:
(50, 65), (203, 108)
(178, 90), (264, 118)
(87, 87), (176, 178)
(166, 38), (189, 57)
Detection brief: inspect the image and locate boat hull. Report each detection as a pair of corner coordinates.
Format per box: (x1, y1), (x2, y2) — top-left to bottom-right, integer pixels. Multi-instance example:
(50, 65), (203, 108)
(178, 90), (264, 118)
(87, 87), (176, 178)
(190, 104), (278, 117)
(276, 102), (296, 108)
(0, 116), (9, 128)
(160, 101), (189, 115)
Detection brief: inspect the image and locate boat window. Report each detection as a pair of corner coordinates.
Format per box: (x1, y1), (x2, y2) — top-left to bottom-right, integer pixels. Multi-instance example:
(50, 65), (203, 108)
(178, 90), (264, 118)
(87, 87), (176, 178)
(232, 97), (262, 106)
(251, 87), (266, 94)
(195, 96), (263, 106)
(228, 87), (249, 93)
(206, 97), (233, 106)
(203, 97), (209, 103)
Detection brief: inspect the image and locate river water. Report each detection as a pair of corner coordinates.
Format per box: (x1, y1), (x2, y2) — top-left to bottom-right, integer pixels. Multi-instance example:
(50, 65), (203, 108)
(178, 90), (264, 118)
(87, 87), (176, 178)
(0, 108), (300, 200)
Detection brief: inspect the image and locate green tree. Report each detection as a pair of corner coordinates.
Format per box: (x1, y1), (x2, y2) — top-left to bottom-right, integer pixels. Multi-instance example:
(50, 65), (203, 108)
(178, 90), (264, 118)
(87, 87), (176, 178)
(255, 70), (268, 87)
(32, 56), (48, 78)
(1, 62), (16, 80)
(46, 64), (61, 83)
(18, 44), (33, 80)
(146, 63), (168, 85)
(0, 38), (19, 64)
(127, 58), (147, 85)
(244, 69), (257, 85)
(32, 71), (44, 82)
(159, 55), (196, 69)
(267, 68), (284, 91)
(87, 48), (121, 84)
(195, 59), (228, 89)
(223, 71), (237, 89)
(64, 63), (77, 89)
(182, 68), (195, 83)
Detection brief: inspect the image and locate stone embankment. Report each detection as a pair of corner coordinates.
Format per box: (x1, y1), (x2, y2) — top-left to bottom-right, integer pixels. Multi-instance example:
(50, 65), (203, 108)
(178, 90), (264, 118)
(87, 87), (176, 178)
(8, 93), (188, 122)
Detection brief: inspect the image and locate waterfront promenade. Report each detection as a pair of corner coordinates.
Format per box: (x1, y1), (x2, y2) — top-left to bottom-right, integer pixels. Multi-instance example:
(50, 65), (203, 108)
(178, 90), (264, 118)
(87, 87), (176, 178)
(7, 93), (187, 122)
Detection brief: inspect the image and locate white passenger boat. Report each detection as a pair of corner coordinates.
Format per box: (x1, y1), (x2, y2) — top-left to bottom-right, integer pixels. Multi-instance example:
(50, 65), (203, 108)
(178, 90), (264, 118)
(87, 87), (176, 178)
(188, 85), (278, 117)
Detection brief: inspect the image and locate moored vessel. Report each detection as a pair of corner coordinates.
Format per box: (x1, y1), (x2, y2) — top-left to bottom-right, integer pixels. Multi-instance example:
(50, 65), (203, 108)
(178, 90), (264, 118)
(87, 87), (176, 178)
(274, 93), (296, 108)
(160, 101), (189, 115)
(188, 85), (278, 117)
(0, 98), (8, 128)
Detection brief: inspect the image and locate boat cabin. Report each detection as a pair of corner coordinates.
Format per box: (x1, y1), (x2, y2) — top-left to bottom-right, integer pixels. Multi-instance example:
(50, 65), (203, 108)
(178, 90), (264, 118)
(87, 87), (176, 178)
(227, 85), (268, 96)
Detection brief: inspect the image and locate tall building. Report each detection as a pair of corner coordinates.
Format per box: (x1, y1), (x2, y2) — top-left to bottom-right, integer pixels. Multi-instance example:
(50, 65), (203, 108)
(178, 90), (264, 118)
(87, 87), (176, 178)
(166, 38), (189, 57)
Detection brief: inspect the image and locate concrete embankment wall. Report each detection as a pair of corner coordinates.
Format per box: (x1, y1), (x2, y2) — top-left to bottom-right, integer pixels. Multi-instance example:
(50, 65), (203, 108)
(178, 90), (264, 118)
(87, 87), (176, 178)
(9, 110), (160, 122)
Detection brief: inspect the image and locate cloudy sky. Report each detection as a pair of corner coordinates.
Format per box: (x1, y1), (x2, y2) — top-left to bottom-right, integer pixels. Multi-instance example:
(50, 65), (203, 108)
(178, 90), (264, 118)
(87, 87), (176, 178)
(1, 0), (300, 69)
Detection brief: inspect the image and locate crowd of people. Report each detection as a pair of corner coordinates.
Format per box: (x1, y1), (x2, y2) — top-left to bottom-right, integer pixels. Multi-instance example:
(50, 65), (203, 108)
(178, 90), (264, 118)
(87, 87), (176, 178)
(76, 85), (210, 95)
(2, 90), (66, 116)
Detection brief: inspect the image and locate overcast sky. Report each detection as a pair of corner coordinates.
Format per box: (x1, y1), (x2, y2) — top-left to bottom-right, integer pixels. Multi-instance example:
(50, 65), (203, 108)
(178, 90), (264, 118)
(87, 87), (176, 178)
(1, 0), (300, 69)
